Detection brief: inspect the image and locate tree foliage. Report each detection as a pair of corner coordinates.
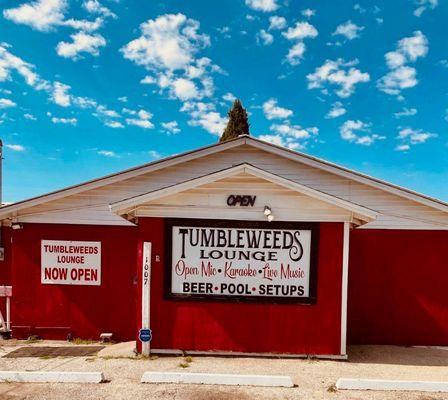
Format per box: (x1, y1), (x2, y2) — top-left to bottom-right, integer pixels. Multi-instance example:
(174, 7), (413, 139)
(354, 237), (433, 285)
(220, 99), (250, 142)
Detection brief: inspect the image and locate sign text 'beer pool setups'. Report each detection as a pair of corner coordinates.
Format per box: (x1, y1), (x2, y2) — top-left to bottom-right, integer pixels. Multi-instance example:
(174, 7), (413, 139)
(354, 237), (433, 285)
(41, 240), (101, 285)
(169, 223), (317, 302)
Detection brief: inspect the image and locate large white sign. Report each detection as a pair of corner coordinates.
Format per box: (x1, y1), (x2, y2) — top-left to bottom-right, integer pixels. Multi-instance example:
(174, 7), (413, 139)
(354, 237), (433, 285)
(170, 225), (315, 300)
(41, 240), (101, 286)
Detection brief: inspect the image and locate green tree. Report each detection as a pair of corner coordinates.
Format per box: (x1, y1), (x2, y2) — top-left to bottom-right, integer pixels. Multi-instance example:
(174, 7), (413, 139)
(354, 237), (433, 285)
(220, 99), (250, 142)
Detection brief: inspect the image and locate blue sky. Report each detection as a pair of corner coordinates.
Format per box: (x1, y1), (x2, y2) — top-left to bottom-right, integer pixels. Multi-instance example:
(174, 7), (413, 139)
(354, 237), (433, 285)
(1, 0), (447, 203)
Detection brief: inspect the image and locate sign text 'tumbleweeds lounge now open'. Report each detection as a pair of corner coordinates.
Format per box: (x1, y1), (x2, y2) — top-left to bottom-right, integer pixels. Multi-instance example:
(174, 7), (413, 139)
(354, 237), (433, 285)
(41, 240), (101, 285)
(168, 221), (318, 303)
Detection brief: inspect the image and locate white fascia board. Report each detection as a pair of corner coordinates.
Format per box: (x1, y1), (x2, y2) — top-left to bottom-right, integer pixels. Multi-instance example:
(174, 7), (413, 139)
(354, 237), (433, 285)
(247, 138), (448, 214)
(110, 163), (377, 222)
(0, 138), (247, 220)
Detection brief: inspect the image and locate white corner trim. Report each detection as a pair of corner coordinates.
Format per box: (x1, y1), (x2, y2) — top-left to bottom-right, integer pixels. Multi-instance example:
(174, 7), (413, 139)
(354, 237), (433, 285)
(336, 378), (448, 393)
(340, 222), (350, 356)
(0, 371), (104, 383)
(141, 372), (294, 387)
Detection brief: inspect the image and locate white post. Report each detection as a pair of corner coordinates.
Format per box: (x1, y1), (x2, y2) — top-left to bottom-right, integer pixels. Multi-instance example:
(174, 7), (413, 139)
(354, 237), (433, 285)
(141, 242), (152, 356)
(5, 296), (10, 331)
(340, 222), (350, 356)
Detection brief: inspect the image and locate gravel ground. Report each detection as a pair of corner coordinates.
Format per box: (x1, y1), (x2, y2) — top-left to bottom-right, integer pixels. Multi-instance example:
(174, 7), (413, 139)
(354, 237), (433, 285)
(0, 341), (447, 400)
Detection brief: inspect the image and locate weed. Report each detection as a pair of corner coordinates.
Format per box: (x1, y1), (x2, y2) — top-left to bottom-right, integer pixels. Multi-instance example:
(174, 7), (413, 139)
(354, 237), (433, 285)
(327, 383), (337, 393)
(178, 362), (189, 368)
(72, 338), (97, 345)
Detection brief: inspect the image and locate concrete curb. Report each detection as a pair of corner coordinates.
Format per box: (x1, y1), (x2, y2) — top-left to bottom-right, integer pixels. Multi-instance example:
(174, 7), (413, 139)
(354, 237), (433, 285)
(0, 371), (105, 383)
(336, 378), (448, 393)
(141, 372), (294, 387)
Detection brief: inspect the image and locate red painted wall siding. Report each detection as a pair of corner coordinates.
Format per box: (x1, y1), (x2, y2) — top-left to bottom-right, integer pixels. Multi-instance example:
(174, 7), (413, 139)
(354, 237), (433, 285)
(138, 218), (344, 355)
(348, 229), (448, 345)
(0, 227), (12, 322)
(9, 223), (138, 341)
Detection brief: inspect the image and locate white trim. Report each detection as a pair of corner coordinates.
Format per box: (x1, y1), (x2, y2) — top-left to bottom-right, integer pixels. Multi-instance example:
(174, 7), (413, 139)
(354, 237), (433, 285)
(141, 242), (151, 357)
(140, 372), (294, 387)
(2, 135), (448, 222)
(0, 371), (104, 383)
(248, 138), (448, 214)
(340, 222), (350, 356)
(336, 378), (448, 392)
(150, 348), (348, 360)
(0, 138), (246, 220)
(110, 163), (377, 224)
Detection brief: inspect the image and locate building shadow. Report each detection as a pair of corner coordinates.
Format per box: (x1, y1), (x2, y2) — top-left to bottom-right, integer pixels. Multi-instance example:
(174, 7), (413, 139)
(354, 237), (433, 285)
(348, 345), (448, 367)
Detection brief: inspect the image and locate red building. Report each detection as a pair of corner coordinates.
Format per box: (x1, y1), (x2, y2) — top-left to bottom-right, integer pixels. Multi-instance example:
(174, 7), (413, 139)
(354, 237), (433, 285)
(0, 136), (447, 358)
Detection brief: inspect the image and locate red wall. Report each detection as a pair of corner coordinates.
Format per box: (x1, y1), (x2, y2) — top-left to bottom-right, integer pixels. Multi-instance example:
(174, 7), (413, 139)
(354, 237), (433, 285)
(348, 229), (448, 346)
(138, 218), (344, 355)
(0, 227), (12, 322)
(7, 223), (138, 341)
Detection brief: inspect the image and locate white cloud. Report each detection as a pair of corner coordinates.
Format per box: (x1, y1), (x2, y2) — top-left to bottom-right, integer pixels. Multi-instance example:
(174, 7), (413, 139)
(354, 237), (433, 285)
(121, 14), (210, 72)
(117, 96), (128, 103)
(104, 120), (124, 128)
(332, 20), (364, 40)
(285, 42), (306, 66)
(51, 116), (77, 125)
(385, 51), (406, 69)
(283, 22), (318, 41)
(397, 127), (435, 148)
(222, 92), (236, 102)
(51, 82), (71, 106)
(181, 101), (226, 136)
(395, 144), (410, 151)
(161, 120), (180, 134)
(83, 0), (116, 19)
(125, 108), (154, 129)
(0, 44), (43, 88)
(258, 134), (302, 150)
(270, 123), (314, 138)
(245, 0), (279, 12)
(262, 98), (293, 120)
(24, 113), (37, 120)
(340, 120), (384, 145)
(377, 66), (418, 95)
(378, 31), (428, 96)
(307, 59), (370, 98)
(397, 31), (428, 61)
(282, 22), (318, 65)
(62, 17), (103, 32)
(394, 107), (417, 118)
(413, 0), (438, 17)
(326, 101), (346, 118)
(171, 78), (199, 100)
(257, 30), (274, 46)
(148, 150), (161, 159)
(0, 98), (17, 108)
(268, 16), (286, 30)
(97, 150), (117, 157)
(301, 9), (315, 18)
(122, 14), (219, 104)
(0, 43), (121, 126)
(5, 144), (25, 151)
(122, 14), (225, 135)
(56, 32), (106, 59)
(3, 0), (67, 32)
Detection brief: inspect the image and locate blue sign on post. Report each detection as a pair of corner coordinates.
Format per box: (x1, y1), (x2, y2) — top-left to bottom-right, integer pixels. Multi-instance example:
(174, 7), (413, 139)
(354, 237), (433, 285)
(139, 328), (152, 343)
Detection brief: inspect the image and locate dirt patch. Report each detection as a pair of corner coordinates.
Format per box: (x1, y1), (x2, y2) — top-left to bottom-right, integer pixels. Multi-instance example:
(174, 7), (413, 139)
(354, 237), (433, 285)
(3, 346), (104, 358)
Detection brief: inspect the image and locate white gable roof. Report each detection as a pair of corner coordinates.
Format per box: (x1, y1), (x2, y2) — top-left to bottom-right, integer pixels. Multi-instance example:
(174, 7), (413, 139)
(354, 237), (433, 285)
(1, 135), (447, 229)
(110, 163), (377, 225)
